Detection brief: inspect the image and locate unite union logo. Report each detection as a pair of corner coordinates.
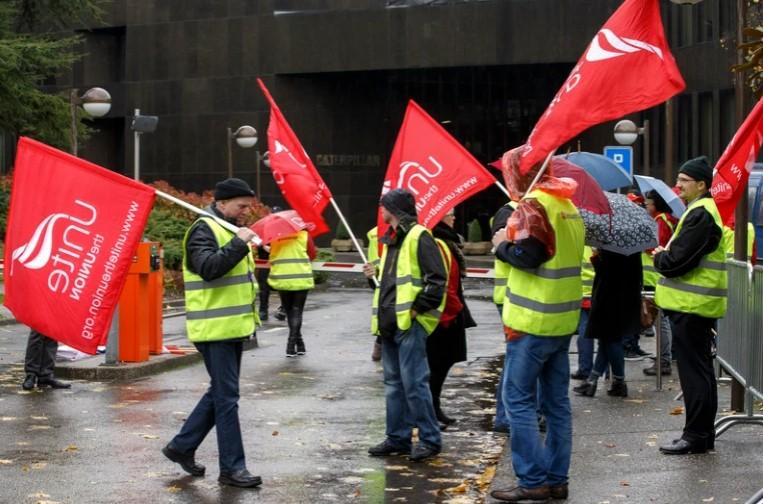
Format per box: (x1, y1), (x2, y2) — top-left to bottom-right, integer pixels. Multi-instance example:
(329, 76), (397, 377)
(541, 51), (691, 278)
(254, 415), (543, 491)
(585, 29), (664, 62)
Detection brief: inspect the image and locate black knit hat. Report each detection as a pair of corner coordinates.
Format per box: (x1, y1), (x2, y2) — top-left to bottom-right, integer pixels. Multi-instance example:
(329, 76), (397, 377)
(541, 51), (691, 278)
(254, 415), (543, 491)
(678, 156), (713, 188)
(380, 188), (417, 219)
(214, 178), (255, 200)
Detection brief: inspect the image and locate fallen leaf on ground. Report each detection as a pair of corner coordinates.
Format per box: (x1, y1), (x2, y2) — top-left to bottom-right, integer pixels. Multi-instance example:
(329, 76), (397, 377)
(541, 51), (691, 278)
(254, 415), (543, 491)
(619, 480), (630, 486)
(444, 482), (469, 494)
(272, 431), (279, 436)
(0, 459), (13, 464)
(141, 434), (159, 440)
(702, 498), (714, 502)
(63, 444), (78, 452)
(624, 399), (645, 404)
(167, 485), (182, 493)
(604, 443), (616, 448)
(670, 406), (685, 415)
(31, 462), (47, 469)
(28, 425), (50, 430)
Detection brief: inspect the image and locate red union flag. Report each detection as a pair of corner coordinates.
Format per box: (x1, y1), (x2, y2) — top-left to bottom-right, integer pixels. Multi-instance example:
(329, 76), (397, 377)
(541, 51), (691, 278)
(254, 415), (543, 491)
(711, 96), (763, 225)
(378, 100), (496, 237)
(257, 78), (332, 237)
(4, 138), (155, 354)
(520, 0), (685, 173)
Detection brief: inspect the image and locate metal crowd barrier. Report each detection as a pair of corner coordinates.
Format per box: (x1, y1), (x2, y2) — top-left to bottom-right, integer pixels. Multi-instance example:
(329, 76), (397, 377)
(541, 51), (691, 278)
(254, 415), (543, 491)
(714, 259), (763, 438)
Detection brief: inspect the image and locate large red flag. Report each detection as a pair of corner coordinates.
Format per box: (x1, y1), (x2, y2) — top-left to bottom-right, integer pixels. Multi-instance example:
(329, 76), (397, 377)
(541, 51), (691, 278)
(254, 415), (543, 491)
(4, 137), (155, 354)
(257, 78), (332, 237)
(520, 0), (685, 174)
(378, 100), (496, 238)
(711, 96), (763, 225)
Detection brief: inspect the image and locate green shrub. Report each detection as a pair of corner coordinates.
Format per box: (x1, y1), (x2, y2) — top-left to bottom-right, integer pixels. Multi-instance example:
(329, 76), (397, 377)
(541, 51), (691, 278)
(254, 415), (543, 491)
(313, 248), (335, 284)
(467, 219), (483, 243)
(335, 220), (350, 240)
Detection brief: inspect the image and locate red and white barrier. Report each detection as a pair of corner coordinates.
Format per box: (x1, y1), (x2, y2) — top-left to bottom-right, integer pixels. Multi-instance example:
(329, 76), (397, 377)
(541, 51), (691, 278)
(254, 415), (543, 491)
(255, 259), (495, 278)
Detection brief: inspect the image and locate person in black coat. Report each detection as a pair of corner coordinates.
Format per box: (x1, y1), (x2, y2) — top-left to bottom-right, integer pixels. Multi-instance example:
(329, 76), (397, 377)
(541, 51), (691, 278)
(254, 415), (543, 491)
(573, 249), (642, 398)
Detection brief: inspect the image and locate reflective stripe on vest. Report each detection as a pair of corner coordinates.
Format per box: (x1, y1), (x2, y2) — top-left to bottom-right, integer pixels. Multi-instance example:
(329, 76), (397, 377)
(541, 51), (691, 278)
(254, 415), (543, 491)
(183, 217), (257, 342)
(267, 230), (314, 291)
(502, 190), (584, 336)
(655, 197), (727, 319)
(581, 246), (594, 298)
(371, 224), (448, 336)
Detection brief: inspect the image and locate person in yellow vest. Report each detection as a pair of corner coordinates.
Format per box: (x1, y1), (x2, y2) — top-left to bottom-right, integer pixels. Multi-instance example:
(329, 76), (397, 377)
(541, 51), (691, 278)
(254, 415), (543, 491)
(653, 157), (727, 455)
(489, 201), (516, 434)
(642, 190), (678, 376)
(362, 189), (447, 462)
(490, 147), (584, 503)
(571, 246), (595, 381)
(722, 222), (756, 261)
(367, 226), (383, 361)
(267, 224), (317, 357)
(163, 177), (261, 488)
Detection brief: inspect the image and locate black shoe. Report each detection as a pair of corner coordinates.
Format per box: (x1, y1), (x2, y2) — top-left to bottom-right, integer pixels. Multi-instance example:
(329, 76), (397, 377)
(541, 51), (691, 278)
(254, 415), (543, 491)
(286, 339), (297, 358)
(549, 483), (569, 499)
(643, 363), (672, 376)
(368, 439), (411, 457)
(36, 377), (71, 389)
(491, 485), (551, 502)
(295, 338), (306, 355)
(659, 438), (707, 455)
(218, 469), (262, 488)
(570, 370), (589, 380)
(274, 307), (286, 321)
(607, 379), (628, 397)
(259, 311), (268, 321)
(435, 406), (456, 425)
(408, 443), (441, 462)
(493, 424), (510, 436)
(624, 348), (652, 361)
(22, 374), (36, 391)
(162, 444), (206, 476)
(573, 380), (597, 397)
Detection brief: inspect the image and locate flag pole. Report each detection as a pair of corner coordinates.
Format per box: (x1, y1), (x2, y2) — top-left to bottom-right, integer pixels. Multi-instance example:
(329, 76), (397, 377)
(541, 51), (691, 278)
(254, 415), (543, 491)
(154, 189), (263, 246)
(494, 181), (511, 199)
(522, 149), (557, 199)
(328, 197), (379, 287)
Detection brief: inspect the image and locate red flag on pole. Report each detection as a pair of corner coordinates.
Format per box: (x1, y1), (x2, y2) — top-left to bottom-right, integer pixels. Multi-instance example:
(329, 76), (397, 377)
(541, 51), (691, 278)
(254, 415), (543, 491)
(3, 137), (155, 354)
(378, 100), (497, 238)
(711, 96), (763, 225)
(519, 0), (685, 174)
(257, 78), (332, 238)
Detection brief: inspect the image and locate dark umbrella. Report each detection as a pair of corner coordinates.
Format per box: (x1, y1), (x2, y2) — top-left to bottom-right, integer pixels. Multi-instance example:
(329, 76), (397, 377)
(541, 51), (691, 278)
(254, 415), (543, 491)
(250, 210), (307, 245)
(579, 192), (658, 255)
(565, 152), (632, 191)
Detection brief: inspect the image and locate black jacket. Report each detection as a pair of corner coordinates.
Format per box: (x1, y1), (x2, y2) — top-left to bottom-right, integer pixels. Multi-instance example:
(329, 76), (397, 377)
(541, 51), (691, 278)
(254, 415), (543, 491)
(585, 250), (643, 342)
(377, 218), (447, 338)
(653, 194), (722, 278)
(185, 205), (252, 282)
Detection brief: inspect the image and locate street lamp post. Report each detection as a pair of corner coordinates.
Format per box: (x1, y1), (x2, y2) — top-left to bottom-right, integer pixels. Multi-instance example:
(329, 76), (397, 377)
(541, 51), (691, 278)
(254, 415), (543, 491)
(69, 87), (112, 156)
(227, 125), (257, 178)
(130, 109), (159, 181)
(613, 119), (650, 175)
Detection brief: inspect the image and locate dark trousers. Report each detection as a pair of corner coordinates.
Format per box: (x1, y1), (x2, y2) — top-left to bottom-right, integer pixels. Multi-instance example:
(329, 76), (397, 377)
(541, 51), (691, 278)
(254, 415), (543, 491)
(428, 357), (450, 414)
(669, 311), (718, 446)
(24, 330), (58, 378)
(170, 340), (246, 473)
(279, 290), (309, 341)
(256, 268), (271, 315)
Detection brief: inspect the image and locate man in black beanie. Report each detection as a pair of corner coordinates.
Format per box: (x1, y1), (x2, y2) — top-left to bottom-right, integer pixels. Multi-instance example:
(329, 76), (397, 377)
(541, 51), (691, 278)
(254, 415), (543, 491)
(362, 188), (447, 462)
(652, 156), (726, 455)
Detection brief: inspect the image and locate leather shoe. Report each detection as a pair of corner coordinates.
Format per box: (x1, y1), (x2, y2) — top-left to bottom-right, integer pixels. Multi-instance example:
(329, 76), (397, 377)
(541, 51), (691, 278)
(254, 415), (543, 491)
(218, 469), (262, 488)
(570, 370), (589, 380)
(368, 439), (410, 457)
(22, 374), (36, 391)
(408, 443), (441, 462)
(549, 483), (568, 499)
(643, 363), (671, 376)
(490, 485), (551, 502)
(36, 377), (70, 389)
(162, 444), (206, 476)
(659, 438), (707, 455)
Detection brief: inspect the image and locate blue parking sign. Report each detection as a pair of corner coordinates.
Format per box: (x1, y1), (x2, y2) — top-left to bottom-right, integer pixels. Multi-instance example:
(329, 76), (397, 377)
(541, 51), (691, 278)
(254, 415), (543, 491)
(603, 146), (633, 178)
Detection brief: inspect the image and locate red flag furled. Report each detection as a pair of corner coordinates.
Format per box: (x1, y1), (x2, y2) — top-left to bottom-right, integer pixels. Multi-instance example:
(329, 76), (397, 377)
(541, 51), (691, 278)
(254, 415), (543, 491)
(4, 137), (155, 354)
(257, 78), (332, 237)
(378, 100), (496, 237)
(519, 0), (685, 174)
(711, 96), (763, 225)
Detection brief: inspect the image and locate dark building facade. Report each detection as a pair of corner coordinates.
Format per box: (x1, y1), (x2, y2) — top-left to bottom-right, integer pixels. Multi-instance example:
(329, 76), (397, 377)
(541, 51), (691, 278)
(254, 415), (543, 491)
(38, 0), (740, 240)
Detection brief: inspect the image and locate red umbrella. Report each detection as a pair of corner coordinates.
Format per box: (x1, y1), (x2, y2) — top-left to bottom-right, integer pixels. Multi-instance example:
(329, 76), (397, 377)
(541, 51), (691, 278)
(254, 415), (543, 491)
(250, 210), (307, 245)
(489, 156), (610, 215)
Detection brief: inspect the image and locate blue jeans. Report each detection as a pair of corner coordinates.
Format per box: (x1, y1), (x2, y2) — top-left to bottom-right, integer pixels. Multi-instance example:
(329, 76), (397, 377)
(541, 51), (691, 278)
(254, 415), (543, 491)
(171, 340), (246, 473)
(503, 334), (572, 488)
(381, 321), (441, 449)
(591, 341), (625, 379)
(576, 309), (593, 375)
(495, 349), (510, 430)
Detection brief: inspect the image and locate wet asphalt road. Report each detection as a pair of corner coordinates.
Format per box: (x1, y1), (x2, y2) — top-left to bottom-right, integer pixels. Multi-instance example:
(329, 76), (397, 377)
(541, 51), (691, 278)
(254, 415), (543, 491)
(0, 287), (507, 504)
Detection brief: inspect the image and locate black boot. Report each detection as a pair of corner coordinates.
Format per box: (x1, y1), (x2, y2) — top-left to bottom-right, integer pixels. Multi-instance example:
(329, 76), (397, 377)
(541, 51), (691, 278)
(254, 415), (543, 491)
(286, 338), (297, 357)
(22, 374), (36, 391)
(295, 338), (306, 355)
(573, 378), (597, 397)
(607, 378), (628, 397)
(435, 405), (455, 425)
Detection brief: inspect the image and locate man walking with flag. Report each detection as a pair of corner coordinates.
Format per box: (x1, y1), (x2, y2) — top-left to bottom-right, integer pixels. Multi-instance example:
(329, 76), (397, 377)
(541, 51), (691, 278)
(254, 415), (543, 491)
(654, 157), (727, 455)
(363, 189), (447, 462)
(163, 177), (262, 488)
